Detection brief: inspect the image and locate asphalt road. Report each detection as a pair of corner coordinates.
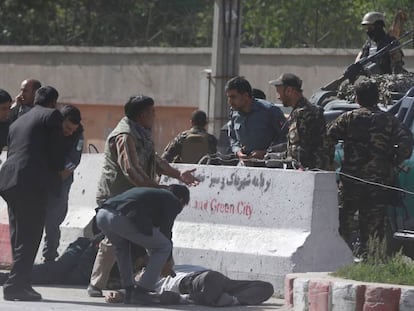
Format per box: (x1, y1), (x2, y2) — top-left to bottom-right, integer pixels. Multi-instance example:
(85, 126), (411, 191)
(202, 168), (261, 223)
(0, 285), (289, 311)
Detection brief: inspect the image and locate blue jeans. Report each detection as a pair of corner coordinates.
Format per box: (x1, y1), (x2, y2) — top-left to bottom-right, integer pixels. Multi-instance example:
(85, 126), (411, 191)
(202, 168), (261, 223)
(96, 208), (172, 290)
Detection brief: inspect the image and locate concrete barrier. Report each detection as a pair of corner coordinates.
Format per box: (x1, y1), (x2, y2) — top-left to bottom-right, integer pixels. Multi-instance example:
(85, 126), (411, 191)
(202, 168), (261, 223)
(0, 154), (353, 296)
(0, 206), (12, 268)
(286, 273), (414, 311)
(331, 282), (366, 311)
(161, 163), (353, 296)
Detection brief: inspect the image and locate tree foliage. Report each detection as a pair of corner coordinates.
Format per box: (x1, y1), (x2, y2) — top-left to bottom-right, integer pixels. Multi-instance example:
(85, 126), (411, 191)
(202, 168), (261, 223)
(0, 0), (412, 48)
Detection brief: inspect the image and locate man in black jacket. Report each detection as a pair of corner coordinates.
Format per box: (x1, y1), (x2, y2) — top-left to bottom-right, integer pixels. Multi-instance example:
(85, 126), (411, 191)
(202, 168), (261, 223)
(9, 79), (42, 123)
(42, 105), (84, 262)
(0, 86), (65, 301)
(95, 184), (189, 304)
(0, 89), (12, 151)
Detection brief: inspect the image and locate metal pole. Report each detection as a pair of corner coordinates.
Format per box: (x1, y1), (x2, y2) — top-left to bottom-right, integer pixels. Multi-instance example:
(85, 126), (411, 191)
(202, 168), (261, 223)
(208, 0), (242, 138)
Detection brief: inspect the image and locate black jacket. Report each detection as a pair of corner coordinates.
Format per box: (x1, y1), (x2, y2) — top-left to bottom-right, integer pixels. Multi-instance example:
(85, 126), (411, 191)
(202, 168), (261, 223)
(0, 105), (65, 195)
(101, 187), (183, 239)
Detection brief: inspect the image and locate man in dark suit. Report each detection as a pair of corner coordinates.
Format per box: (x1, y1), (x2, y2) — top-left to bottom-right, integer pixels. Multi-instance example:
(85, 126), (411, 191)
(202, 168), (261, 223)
(95, 185), (189, 304)
(0, 86), (65, 301)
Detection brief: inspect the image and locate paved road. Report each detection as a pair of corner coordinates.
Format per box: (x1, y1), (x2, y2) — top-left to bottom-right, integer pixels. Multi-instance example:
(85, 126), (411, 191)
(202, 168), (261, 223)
(0, 285), (289, 311)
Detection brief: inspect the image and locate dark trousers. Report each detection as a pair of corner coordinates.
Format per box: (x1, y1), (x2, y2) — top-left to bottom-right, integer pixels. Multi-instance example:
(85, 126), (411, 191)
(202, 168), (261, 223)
(184, 270), (274, 306)
(32, 238), (91, 285)
(2, 189), (47, 291)
(339, 179), (390, 254)
(43, 177), (73, 261)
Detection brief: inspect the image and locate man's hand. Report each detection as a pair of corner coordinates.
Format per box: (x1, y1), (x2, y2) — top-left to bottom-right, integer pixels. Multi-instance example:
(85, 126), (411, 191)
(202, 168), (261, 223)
(160, 257), (175, 277)
(105, 291), (123, 303)
(236, 150), (250, 159)
(179, 168), (199, 186)
(59, 169), (72, 181)
(14, 94), (23, 106)
(250, 150), (266, 159)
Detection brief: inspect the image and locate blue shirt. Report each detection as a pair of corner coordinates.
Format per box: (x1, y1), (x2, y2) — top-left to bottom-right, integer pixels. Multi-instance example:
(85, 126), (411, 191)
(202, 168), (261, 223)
(228, 99), (286, 154)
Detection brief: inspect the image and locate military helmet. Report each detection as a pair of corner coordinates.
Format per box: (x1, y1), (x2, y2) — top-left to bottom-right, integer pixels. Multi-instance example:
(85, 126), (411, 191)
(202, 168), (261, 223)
(361, 12), (385, 25)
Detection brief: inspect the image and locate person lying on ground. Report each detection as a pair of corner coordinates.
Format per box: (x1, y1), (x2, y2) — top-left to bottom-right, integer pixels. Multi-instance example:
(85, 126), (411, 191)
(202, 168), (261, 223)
(104, 264), (274, 306)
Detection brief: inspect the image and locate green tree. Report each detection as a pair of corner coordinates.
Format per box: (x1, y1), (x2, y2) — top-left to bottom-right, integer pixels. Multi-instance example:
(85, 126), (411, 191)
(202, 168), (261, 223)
(0, 0), (412, 48)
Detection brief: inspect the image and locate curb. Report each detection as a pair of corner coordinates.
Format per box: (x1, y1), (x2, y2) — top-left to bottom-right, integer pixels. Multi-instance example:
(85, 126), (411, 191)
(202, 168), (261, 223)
(285, 273), (414, 311)
(0, 223), (12, 267)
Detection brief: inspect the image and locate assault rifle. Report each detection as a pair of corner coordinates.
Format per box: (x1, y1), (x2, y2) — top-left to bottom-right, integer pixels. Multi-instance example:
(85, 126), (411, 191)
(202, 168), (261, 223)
(322, 30), (414, 91)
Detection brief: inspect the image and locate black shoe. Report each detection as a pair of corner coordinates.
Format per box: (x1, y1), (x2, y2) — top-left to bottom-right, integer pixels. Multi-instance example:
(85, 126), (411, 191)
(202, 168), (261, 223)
(87, 284), (103, 297)
(24, 286), (42, 299)
(159, 291), (181, 305)
(3, 287), (42, 301)
(124, 286), (160, 305)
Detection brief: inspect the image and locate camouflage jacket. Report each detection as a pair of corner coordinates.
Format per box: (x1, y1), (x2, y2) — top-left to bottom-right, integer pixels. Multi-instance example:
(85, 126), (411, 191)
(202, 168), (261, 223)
(286, 97), (329, 169)
(361, 33), (406, 74)
(161, 127), (217, 163)
(327, 106), (413, 184)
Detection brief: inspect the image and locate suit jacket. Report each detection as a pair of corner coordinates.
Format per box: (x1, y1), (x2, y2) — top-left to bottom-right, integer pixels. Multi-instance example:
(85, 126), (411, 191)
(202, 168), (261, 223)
(0, 105), (65, 195)
(101, 187), (183, 239)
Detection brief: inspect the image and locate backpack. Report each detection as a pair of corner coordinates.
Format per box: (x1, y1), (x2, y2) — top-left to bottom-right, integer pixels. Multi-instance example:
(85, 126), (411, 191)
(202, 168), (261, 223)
(180, 132), (210, 164)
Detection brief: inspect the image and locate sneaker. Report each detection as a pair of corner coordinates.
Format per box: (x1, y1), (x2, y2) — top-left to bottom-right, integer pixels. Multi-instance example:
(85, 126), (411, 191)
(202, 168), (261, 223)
(87, 284), (103, 297)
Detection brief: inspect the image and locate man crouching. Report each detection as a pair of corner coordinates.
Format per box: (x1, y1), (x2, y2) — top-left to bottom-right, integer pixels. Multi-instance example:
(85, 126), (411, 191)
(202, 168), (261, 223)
(95, 184), (189, 304)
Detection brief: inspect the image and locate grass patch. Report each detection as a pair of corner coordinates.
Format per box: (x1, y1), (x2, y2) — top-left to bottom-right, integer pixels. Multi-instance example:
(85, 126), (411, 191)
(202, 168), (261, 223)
(332, 235), (414, 286)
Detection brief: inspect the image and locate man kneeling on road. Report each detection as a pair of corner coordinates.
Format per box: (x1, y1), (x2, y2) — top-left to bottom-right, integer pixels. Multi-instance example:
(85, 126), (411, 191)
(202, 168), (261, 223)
(105, 264), (274, 307)
(95, 184), (189, 305)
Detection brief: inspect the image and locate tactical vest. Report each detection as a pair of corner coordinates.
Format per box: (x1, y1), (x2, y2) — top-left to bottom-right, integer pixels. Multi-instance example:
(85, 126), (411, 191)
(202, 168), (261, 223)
(180, 132), (209, 164)
(96, 117), (156, 205)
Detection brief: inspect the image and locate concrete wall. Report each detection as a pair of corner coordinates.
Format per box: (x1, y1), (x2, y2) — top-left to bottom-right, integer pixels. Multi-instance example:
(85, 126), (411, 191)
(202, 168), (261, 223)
(1, 46), (413, 106)
(1, 46), (413, 152)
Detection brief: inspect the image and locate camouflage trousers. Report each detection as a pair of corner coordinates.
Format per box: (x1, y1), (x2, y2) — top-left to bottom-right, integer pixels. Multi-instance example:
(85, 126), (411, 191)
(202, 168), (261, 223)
(338, 178), (391, 255)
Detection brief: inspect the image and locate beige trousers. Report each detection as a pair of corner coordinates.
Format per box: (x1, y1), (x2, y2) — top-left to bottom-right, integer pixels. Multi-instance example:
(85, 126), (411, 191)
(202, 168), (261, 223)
(89, 237), (116, 289)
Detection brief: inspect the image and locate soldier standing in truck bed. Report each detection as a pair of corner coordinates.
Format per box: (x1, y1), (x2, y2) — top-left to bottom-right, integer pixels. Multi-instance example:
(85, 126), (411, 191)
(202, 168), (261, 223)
(355, 11), (406, 75)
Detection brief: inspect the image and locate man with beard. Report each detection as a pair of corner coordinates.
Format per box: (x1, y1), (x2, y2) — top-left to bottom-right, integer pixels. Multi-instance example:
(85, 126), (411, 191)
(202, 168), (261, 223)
(268, 73), (329, 170)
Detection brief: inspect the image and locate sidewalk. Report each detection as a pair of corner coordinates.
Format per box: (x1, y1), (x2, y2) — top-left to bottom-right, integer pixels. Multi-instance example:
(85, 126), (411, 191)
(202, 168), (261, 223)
(0, 285), (288, 311)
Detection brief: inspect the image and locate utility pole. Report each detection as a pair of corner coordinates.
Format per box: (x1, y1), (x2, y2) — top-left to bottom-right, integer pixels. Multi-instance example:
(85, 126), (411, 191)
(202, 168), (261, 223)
(207, 0), (242, 138)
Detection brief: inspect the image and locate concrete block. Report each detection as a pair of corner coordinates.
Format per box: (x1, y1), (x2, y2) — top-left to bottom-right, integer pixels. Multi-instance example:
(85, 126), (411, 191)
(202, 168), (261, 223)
(331, 281), (365, 311)
(0, 154), (354, 295)
(285, 274), (297, 308)
(399, 288), (414, 311)
(308, 280), (331, 311)
(363, 286), (400, 311)
(293, 278), (309, 311)
(0, 206), (12, 268)
(164, 164), (353, 295)
(0, 224), (12, 268)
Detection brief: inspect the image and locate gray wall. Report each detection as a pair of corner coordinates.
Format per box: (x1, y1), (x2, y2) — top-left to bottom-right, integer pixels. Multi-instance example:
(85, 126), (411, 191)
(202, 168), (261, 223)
(0, 46), (413, 106)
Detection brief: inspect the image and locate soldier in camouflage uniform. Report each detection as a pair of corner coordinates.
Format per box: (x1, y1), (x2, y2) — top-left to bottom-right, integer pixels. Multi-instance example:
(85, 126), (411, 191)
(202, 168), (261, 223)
(268, 73), (329, 169)
(88, 95), (199, 297)
(356, 12), (406, 75)
(327, 80), (413, 256)
(162, 110), (217, 164)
